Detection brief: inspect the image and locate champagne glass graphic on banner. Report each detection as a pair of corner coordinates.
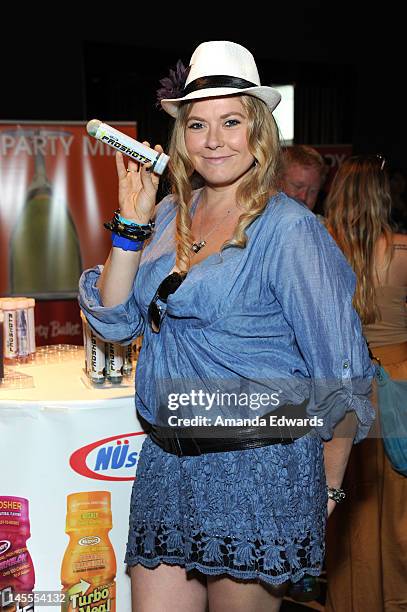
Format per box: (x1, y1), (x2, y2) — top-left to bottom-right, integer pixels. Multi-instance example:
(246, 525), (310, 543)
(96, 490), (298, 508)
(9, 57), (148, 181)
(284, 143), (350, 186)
(10, 135), (82, 297)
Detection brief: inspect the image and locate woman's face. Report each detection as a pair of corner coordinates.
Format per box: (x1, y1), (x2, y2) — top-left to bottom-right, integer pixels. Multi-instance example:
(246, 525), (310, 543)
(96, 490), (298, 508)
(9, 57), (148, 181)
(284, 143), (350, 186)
(184, 96), (255, 188)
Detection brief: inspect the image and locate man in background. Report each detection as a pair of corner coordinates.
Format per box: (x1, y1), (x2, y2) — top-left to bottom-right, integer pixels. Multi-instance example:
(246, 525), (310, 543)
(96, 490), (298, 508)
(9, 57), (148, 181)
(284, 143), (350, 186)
(280, 145), (327, 211)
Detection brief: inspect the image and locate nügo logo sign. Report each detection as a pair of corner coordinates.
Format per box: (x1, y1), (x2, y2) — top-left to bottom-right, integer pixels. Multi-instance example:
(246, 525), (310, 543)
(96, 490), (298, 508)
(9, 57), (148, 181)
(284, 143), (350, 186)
(70, 432), (146, 481)
(79, 536), (101, 546)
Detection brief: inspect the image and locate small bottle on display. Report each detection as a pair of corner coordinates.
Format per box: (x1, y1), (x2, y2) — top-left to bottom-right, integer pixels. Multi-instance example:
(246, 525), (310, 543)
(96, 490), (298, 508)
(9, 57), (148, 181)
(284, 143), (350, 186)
(105, 342), (124, 384)
(26, 298), (36, 359)
(0, 496), (35, 610)
(80, 311), (89, 373)
(15, 299), (29, 362)
(1, 301), (19, 364)
(87, 329), (106, 385)
(1, 299), (34, 364)
(122, 344), (133, 377)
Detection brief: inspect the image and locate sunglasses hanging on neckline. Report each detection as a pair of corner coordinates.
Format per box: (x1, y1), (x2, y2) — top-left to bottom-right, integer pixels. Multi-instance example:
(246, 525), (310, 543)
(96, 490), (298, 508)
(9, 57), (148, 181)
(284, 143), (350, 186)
(148, 271), (187, 333)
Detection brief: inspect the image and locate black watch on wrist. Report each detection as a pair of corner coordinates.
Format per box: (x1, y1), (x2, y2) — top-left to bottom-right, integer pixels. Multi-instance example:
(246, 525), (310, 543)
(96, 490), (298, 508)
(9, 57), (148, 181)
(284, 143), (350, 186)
(327, 486), (346, 503)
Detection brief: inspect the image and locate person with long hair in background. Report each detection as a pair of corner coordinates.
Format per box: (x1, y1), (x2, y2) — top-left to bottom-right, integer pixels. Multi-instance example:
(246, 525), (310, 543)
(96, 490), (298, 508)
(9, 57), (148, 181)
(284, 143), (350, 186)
(324, 154), (407, 612)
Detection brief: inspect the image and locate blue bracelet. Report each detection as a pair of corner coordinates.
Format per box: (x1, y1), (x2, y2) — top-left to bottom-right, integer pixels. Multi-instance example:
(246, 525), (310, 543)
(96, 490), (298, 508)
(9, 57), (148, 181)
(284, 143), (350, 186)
(111, 233), (144, 251)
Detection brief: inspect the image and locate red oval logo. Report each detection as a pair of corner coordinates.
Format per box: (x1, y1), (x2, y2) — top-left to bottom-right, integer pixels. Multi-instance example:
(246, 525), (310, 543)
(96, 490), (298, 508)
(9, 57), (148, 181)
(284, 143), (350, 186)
(70, 431), (146, 481)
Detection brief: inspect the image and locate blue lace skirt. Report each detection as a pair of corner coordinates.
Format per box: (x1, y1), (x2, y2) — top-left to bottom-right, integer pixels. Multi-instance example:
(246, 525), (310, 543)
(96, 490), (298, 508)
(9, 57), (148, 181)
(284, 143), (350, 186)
(125, 433), (327, 586)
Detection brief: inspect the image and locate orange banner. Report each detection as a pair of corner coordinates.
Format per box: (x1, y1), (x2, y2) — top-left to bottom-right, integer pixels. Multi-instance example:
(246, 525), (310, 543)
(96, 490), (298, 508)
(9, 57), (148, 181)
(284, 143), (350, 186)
(0, 121), (137, 344)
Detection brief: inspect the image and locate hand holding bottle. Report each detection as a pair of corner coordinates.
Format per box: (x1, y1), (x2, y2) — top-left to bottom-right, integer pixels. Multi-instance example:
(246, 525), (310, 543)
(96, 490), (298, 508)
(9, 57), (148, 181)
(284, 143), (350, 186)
(115, 143), (163, 224)
(96, 145), (163, 306)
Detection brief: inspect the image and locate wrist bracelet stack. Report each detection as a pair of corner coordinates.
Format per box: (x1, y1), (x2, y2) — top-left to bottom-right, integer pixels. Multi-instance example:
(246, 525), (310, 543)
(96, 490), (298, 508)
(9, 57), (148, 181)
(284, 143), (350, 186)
(104, 210), (155, 252)
(327, 486), (346, 503)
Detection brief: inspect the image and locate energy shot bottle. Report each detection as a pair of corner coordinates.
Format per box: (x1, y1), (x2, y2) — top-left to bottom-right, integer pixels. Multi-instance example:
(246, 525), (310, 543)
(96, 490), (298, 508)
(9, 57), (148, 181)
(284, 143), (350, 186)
(61, 491), (116, 612)
(0, 496), (35, 611)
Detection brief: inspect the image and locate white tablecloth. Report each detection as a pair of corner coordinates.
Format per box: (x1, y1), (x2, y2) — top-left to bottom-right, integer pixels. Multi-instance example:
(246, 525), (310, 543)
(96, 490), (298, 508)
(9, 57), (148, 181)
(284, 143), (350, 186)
(0, 352), (146, 611)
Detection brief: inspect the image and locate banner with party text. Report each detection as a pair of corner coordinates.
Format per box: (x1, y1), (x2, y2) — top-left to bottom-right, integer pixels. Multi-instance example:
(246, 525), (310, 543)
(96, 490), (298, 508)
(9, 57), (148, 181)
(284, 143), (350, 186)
(0, 121), (137, 345)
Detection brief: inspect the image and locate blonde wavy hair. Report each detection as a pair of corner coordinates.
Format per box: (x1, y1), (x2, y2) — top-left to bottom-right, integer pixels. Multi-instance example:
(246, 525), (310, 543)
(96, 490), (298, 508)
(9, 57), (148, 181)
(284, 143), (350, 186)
(166, 94), (281, 272)
(324, 155), (393, 324)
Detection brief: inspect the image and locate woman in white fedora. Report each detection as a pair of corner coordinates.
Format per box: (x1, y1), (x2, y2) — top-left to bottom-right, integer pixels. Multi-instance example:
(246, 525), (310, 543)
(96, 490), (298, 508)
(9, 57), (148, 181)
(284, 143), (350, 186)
(80, 41), (375, 612)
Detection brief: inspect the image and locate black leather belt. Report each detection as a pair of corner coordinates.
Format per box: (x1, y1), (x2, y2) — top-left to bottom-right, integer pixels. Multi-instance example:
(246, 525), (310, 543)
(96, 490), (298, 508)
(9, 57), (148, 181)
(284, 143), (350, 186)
(148, 401), (311, 457)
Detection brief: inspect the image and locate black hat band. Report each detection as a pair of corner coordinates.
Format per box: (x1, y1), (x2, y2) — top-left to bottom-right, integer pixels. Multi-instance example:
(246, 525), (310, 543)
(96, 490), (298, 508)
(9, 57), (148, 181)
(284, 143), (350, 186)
(183, 75), (257, 96)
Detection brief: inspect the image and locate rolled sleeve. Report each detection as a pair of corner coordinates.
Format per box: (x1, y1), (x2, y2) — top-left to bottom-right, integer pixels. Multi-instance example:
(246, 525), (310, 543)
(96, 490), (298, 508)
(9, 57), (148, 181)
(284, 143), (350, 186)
(78, 265), (145, 344)
(271, 213), (375, 443)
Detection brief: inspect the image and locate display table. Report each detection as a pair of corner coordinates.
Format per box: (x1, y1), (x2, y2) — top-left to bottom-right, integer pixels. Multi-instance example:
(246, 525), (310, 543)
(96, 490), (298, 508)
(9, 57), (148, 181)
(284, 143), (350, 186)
(0, 350), (145, 611)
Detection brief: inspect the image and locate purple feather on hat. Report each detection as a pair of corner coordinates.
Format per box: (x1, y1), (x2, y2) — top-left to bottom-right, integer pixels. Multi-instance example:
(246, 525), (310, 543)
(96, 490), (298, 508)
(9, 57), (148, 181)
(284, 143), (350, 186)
(156, 60), (190, 108)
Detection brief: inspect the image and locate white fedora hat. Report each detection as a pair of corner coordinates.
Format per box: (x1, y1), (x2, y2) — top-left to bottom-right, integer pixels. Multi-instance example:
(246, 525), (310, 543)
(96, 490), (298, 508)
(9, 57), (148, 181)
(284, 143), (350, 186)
(160, 41), (281, 118)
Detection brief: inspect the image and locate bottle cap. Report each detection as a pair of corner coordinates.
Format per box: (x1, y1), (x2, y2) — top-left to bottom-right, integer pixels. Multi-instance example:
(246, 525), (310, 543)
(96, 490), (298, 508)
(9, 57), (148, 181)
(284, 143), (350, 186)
(0, 496), (31, 536)
(153, 152), (170, 175)
(65, 491), (112, 532)
(0, 301), (19, 310)
(14, 299), (30, 309)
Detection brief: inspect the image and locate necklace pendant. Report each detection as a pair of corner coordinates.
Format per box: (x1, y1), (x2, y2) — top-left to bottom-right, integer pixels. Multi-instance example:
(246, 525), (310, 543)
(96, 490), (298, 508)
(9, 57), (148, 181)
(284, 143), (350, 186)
(191, 240), (206, 253)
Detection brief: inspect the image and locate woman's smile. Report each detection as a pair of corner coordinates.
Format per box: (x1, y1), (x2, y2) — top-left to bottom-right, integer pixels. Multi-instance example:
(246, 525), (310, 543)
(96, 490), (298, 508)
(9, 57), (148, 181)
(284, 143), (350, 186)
(202, 155), (234, 164)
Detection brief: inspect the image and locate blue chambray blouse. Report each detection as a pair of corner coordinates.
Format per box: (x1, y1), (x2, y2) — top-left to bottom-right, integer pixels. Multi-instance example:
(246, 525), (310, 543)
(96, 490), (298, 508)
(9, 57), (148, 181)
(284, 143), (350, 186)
(79, 190), (375, 442)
